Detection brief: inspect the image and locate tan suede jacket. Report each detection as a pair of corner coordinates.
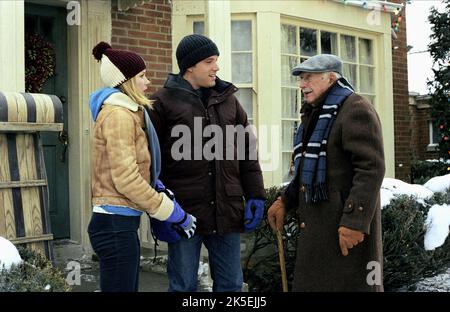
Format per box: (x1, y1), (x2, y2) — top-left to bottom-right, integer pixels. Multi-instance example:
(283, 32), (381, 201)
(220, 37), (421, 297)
(91, 92), (173, 220)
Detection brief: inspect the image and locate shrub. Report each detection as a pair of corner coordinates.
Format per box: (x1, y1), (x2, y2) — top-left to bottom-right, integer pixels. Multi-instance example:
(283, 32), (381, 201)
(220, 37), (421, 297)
(410, 160), (448, 184)
(382, 193), (450, 290)
(243, 187), (450, 292)
(0, 245), (70, 292)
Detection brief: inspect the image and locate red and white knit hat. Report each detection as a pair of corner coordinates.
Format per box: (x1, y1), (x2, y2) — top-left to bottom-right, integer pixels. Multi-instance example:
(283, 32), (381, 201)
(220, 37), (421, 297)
(92, 41), (146, 87)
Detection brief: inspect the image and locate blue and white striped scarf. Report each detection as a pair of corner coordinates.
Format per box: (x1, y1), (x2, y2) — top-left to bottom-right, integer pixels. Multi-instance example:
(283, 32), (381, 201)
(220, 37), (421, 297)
(292, 78), (354, 203)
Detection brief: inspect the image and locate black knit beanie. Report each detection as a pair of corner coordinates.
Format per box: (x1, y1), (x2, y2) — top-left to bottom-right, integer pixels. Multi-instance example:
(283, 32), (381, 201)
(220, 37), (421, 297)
(176, 34), (220, 75)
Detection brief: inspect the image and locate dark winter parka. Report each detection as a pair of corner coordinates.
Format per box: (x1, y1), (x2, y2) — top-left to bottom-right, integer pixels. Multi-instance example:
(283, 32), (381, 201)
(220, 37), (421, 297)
(149, 74), (265, 235)
(283, 88), (385, 292)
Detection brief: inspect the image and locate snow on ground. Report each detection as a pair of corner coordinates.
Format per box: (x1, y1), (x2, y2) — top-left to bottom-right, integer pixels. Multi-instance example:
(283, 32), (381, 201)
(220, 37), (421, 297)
(423, 174), (450, 193)
(0, 236), (22, 270)
(424, 204), (450, 251)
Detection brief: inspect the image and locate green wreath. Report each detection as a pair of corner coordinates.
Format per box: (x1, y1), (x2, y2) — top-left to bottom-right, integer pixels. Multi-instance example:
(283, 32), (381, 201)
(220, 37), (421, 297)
(25, 33), (56, 93)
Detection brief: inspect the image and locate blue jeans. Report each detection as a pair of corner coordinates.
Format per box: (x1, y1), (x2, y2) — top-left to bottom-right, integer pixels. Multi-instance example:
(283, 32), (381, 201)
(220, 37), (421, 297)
(167, 233), (243, 292)
(87, 213), (141, 292)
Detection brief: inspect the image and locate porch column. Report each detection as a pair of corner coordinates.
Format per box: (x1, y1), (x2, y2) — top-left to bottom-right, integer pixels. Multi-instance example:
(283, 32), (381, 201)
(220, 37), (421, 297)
(67, 0), (111, 251)
(205, 0), (231, 81)
(0, 0), (25, 92)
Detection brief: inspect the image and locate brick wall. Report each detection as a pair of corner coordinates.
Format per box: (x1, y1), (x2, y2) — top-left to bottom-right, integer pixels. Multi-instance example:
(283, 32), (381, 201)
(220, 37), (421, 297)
(391, 0), (411, 181)
(111, 0), (172, 95)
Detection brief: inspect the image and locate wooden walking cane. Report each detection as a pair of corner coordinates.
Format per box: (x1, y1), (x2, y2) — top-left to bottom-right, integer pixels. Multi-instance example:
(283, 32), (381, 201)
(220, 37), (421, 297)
(276, 229), (288, 292)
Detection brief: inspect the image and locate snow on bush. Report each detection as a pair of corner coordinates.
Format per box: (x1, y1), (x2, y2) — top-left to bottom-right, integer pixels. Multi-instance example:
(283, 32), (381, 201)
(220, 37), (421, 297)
(380, 174), (450, 251)
(381, 178), (433, 208)
(424, 204), (450, 251)
(0, 236), (22, 270)
(423, 174), (450, 193)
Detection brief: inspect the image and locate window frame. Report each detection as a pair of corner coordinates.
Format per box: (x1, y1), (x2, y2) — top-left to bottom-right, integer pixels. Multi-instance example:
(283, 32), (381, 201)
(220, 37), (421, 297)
(280, 18), (379, 182)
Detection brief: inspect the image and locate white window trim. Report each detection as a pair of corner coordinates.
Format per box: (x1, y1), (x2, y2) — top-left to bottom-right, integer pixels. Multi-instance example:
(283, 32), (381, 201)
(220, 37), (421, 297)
(231, 14), (257, 124)
(427, 121), (439, 151)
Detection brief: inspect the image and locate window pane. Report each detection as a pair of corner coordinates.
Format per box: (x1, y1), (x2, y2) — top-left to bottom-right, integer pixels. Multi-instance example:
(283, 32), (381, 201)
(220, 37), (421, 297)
(320, 31), (337, 54)
(281, 24), (297, 54)
(300, 27), (317, 56)
(340, 35), (356, 62)
(281, 55), (298, 86)
(231, 20), (252, 51)
(360, 66), (374, 93)
(343, 63), (357, 88)
(430, 121), (440, 144)
(359, 38), (373, 65)
(235, 88), (253, 119)
(282, 120), (298, 151)
(281, 88), (300, 119)
(232, 53), (252, 83)
(193, 21), (204, 35)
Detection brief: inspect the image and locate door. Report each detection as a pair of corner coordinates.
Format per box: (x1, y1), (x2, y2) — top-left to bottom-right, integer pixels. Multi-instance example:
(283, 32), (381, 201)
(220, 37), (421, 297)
(25, 3), (70, 239)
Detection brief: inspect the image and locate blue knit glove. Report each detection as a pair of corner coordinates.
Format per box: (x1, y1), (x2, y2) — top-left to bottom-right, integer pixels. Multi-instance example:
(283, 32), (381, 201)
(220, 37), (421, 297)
(244, 199), (265, 232)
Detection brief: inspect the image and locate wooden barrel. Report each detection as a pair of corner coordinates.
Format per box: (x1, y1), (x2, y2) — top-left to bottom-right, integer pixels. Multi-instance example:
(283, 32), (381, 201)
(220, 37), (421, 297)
(0, 92), (63, 132)
(0, 91), (63, 260)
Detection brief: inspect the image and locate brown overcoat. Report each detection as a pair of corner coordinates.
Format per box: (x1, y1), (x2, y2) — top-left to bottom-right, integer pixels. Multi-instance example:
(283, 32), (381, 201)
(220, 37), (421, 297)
(284, 92), (385, 291)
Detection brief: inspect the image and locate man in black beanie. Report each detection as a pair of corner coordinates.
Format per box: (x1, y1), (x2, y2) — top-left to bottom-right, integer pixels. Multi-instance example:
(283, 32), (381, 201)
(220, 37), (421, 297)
(149, 34), (266, 292)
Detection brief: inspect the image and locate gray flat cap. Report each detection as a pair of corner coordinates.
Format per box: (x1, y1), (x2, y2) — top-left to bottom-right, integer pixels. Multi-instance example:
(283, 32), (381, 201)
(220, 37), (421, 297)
(291, 54), (343, 76)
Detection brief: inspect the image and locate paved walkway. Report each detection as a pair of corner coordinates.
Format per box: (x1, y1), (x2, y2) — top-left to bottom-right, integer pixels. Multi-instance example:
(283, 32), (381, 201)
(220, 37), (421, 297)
(52, 239), (216, 292)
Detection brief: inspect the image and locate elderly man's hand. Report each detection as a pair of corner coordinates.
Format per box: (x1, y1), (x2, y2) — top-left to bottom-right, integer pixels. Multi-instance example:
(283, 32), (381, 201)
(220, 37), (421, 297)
(267, 196), (285, 231)
(338, 226), (364, 256)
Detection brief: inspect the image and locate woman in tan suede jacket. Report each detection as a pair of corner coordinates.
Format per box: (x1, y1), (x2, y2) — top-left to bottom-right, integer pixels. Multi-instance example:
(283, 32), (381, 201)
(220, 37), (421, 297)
(87, 42), (196, 292)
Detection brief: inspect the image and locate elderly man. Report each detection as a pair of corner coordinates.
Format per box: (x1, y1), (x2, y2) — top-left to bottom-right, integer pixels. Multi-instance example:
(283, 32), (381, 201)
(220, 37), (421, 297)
(268, 54), (385, 291)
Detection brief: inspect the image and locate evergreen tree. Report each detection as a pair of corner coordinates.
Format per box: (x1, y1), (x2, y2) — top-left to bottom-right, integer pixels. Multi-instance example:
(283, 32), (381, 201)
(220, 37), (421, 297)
(428, 0), (450, 160)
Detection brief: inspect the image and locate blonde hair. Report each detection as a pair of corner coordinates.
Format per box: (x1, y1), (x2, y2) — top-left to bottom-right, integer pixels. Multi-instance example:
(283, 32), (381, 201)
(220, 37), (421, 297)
(119, 76), (153, 108)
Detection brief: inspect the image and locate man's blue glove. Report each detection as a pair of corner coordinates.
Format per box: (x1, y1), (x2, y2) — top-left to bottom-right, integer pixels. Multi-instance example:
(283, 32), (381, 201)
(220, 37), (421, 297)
(244, 199), (265, 232)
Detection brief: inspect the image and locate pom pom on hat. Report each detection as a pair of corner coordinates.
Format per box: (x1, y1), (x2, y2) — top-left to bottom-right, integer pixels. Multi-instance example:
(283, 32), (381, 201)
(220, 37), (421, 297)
(92, 41), (112, 61)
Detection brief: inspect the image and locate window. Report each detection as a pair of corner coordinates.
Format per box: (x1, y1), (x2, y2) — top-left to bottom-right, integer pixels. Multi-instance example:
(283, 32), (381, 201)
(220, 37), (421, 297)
(280, 23), (376, 181)
(193, 21), (204, 35)
(428, 121), (440, 150)
(281, 24), (301, 182)
(190, 20), (255, 123)
(232, 20), (254, 123)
